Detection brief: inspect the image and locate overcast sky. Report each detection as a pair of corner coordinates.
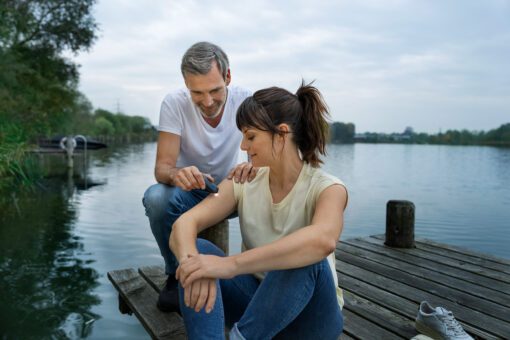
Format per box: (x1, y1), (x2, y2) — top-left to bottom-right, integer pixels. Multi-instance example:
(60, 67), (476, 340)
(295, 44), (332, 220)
(70, 0), (510, 133)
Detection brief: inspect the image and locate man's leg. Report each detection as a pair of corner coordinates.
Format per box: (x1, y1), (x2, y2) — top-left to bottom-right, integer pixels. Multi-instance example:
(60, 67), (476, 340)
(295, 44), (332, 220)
(142, 184), (209, 311)
(229, 259), (343, 340)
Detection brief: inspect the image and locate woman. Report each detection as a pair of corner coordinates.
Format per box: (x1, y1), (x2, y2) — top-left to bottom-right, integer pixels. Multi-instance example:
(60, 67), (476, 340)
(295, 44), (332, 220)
(170, 82), (348, 340)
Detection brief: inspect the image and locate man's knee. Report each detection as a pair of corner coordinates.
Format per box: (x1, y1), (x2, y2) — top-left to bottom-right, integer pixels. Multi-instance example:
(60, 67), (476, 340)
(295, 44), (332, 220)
(143, 183), (180, 217)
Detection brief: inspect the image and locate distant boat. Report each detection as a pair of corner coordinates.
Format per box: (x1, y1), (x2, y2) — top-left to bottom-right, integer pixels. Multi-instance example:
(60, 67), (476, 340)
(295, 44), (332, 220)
(38, 135), (107, 150)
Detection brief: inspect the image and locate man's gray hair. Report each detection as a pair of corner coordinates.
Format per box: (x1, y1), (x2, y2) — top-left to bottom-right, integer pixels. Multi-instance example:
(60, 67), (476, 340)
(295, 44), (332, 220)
(181, 42), (230, 80)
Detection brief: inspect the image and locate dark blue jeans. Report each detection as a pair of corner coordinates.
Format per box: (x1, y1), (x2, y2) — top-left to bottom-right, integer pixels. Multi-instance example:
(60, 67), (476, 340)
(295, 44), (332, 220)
(143, 183), (211, 275)
(181, 239), (343, 340)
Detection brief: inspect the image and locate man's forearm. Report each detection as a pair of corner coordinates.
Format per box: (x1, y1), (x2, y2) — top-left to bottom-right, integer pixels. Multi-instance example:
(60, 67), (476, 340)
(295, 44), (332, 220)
(155, 163), (180, 185)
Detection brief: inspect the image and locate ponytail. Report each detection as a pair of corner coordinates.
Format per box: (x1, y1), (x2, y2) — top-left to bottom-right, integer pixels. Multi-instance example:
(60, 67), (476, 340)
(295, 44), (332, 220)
(295, 81), (330, 167)
(236, 80), (330, 167)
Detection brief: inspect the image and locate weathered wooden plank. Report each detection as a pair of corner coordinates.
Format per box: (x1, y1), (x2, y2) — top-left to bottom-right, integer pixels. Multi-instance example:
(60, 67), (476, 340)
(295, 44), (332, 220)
(139, 265), (167, 293)
(336, 250), (510, 323)
(415, 236), (510, 266)
(345, 236), (510, 294)
(372, 234), (510, 274)
(342, 308), (405, 339)
(336, 261), (503, 339)
(107, 269), (186, 340)
(339, 332), (356, 340)
(338, 240), (510, 306)
(337, 270), (419, 320)
(343, 289), (418, 339)
(367, 235), (510, 283)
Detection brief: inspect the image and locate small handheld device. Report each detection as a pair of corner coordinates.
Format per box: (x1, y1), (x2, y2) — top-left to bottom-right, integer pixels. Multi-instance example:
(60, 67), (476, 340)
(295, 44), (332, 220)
(202, 175), (218, 193)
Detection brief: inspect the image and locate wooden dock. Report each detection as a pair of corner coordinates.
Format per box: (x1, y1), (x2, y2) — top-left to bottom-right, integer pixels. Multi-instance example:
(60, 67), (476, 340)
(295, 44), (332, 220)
(108, 235), (510, 339)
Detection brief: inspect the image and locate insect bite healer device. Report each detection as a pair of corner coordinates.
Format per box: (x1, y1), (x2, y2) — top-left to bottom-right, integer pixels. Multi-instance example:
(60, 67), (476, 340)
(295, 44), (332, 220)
(202, 175), (219, 193)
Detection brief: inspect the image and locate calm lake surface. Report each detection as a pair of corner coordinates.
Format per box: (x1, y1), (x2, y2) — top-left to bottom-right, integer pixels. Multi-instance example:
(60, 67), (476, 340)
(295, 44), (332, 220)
(1, 142), (509, 339)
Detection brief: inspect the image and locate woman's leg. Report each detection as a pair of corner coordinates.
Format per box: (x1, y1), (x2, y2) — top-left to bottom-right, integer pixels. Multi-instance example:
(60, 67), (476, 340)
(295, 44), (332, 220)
(179, 238), (260, 340)
(230, 258), (343, 340)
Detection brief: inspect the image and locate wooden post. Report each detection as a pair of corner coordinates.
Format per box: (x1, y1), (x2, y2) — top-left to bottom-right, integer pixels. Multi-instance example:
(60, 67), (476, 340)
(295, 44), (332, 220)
(198, 220), (229, 255)
(385, 200), (415, 248)
(66, 134), (74, 169)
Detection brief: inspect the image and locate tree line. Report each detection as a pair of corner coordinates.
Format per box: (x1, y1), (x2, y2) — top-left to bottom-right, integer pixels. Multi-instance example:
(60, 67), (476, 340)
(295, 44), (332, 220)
(357, 124), (510, 146)
(0, 0), (155, 194)
(327, 122), (510, 146)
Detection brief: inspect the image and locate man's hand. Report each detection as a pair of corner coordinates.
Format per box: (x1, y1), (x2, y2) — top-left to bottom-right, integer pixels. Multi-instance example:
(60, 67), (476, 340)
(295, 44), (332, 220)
(227, 162), (257, 183)
(172, 166), (214, 191)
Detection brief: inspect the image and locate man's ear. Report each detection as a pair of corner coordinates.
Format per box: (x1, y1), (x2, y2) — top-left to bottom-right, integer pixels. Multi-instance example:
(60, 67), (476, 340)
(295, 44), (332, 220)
(225, 69), (231, 86)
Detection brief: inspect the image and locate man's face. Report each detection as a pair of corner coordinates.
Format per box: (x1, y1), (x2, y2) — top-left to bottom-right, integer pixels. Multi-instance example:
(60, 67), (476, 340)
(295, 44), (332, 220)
(185, 61), (231, 117)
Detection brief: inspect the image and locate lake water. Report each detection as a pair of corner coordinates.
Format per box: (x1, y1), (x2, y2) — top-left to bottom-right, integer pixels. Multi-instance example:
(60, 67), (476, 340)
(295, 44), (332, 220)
(1, 142), (509, 339)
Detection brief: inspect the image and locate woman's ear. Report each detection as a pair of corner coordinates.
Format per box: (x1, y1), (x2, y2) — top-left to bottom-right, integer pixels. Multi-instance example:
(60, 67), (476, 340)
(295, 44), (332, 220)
(278, 123), (290, 139)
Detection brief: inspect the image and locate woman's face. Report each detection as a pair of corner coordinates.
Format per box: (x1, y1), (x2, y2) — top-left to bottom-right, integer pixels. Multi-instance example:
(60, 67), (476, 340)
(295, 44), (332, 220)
(240, 127), (280, 167)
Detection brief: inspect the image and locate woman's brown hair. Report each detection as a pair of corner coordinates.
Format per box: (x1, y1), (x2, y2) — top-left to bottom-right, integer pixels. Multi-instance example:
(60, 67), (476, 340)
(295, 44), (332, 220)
(236, 81), (330, 167)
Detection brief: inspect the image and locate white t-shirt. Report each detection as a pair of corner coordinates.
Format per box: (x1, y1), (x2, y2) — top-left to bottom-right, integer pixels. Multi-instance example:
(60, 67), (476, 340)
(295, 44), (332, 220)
(158, 85), (252, 182)
(233, 162), (347, 308)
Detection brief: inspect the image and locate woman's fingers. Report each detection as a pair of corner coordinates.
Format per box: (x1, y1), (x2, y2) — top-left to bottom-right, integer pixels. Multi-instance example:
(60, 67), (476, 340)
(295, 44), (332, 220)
(206, 279), (217, 314)
(182, 268), (204, 288)
(195, 280), (209, 312)
(180, 263), (202, 288)
(184, 283), (192, 307)
(189, 280), (201, 309)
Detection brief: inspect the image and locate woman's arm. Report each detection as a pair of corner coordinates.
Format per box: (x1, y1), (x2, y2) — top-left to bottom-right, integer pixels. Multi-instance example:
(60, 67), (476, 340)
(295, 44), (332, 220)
(169, 179), (237, 263)
(178, 184), (347, 287)
(170, 179), (237, 313)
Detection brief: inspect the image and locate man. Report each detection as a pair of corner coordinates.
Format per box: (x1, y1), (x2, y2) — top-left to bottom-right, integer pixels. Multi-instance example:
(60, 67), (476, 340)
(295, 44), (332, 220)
(143, 42), (254, 313)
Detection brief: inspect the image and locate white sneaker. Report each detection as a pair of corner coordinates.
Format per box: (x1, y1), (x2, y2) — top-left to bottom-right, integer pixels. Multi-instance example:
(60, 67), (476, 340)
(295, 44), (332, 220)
(415, 301), (473, 340)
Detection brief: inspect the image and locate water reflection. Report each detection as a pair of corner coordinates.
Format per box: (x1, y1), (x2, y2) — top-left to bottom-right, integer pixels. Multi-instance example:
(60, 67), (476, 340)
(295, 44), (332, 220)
(0, 159), (102, 339)
(1, 142), (509, 339)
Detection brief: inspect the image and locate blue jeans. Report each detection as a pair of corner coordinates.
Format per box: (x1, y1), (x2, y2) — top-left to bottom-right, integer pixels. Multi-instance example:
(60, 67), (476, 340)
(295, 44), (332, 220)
(181, 239), (343, 340)
(143, 183), (211, 274)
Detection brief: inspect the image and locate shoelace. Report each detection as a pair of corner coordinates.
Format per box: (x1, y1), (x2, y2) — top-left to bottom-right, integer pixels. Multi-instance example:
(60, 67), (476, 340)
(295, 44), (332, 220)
(440, 311), (466, 336)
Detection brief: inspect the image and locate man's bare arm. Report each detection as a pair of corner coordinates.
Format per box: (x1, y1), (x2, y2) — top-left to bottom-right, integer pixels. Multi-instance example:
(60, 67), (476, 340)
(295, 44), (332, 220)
(155, 131), (210, 190)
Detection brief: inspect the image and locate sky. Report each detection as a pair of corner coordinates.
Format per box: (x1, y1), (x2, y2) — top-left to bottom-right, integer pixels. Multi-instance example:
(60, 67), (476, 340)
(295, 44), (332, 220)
(70, 0), (510, 134)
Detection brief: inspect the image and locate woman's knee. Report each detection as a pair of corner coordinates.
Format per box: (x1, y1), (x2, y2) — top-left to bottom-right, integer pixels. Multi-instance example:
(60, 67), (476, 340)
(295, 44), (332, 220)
(196, 238), (226, 257)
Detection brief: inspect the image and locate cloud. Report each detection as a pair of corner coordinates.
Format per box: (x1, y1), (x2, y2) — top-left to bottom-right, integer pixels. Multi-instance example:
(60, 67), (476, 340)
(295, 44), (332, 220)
(72, 0), (510, 133)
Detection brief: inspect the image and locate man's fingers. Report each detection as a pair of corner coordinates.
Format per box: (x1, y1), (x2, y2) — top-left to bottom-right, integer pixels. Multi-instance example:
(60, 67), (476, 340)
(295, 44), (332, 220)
(233, 162), (246, 183)
(192, 170), (205, 190)
(205, 279), (217, 313)
(176, 172), (191, 190)
(239, 164), (253, 183)
(203, 173), (214, 183)
(226, 167), (235, 180)
(184, 169), (199, 189)
(248, 166), (258, 182)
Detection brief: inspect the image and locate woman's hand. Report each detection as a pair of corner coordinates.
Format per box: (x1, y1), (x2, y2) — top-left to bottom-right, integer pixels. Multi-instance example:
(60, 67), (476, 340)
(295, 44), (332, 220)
(176, 254), (237, 288)
(183, 277), (217, 313)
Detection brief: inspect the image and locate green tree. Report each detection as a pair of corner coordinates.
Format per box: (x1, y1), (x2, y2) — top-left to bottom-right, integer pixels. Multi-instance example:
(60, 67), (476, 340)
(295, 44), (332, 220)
(131, 116), (151, 133)
(0, 0), (98, 191)
(94, 117), (115, 137)
(0, 0), (97, 52)
(329, 122), (355, 143)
